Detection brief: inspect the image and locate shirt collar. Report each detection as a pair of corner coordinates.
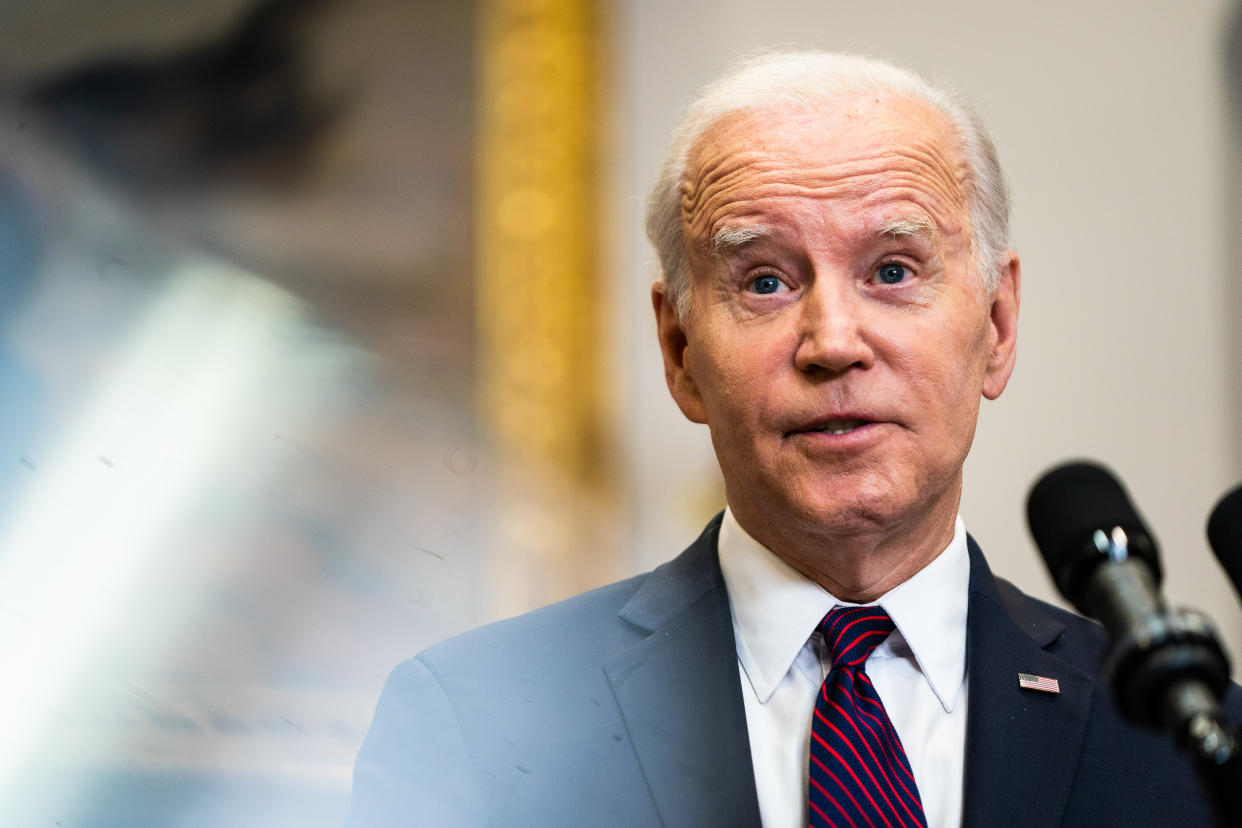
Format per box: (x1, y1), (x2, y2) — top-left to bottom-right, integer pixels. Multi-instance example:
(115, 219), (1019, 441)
(717, 507), (970, 713)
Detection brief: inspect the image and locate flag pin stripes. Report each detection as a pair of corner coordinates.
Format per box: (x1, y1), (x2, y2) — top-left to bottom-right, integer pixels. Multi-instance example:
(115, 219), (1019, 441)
(1018, 673), (1060, 694)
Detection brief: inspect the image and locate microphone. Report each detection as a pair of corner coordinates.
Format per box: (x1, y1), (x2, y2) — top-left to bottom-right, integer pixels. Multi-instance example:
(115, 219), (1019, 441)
(1208, 483), (1242, 601)
(1028, 461), (1242, 825)
(1027, 461), (1233, 747)
(1027, 461), (1163, 628)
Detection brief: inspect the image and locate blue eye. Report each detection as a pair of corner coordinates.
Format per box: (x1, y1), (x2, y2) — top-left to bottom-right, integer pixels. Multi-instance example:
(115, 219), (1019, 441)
(877, 263), (909, 285)
(750, 275), (784, 294)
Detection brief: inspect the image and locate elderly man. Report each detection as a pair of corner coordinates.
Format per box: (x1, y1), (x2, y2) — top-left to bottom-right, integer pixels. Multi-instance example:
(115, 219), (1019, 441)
(348, 52), (1231, 827)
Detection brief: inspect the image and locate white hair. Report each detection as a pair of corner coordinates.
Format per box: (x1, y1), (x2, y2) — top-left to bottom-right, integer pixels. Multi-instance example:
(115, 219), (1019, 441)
(645, 51), (1011, 320)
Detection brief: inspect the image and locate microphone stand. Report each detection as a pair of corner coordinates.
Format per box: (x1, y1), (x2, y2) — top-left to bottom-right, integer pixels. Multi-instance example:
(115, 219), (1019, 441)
(1164, 679), (1242, 827)
(1090, 562), (1242, 827)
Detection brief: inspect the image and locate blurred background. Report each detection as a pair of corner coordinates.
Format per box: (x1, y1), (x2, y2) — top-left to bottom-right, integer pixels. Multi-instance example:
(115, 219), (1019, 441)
(0, 0), (1239, 824)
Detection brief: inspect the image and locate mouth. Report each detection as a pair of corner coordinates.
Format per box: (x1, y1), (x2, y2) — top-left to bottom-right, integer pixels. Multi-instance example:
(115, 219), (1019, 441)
(790, 417), (875, 437)
(808, 418), (868, 435)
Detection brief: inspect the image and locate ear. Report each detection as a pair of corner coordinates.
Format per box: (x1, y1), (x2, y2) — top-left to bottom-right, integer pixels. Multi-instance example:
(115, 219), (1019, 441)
(982, 252), (1020, 400)
(652, 281), (708, 423)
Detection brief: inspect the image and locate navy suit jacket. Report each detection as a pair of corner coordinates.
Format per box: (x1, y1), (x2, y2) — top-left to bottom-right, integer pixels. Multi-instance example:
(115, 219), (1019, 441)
(348, 515), (1240, 826)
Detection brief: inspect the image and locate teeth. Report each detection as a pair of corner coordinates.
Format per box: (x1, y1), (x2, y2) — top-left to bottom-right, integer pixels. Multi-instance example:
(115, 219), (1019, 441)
(817, 419), (864, 435)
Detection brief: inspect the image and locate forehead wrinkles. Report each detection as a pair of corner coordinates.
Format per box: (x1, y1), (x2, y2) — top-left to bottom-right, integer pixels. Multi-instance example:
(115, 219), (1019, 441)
(680, 122), (971, 251)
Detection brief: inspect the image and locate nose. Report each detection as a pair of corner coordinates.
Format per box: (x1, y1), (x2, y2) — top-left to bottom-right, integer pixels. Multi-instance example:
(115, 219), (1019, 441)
(792, 278), (874, 375)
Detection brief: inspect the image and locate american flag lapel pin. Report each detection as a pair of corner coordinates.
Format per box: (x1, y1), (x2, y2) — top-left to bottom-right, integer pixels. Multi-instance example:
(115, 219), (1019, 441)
(1018, 673), (1061, 694)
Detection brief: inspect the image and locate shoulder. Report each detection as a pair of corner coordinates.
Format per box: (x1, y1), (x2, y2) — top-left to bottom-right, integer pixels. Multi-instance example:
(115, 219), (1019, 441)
(348, 570), (658, 827)
(413, 570), (651, 683)
(990, 572), (1109, 659)
(967, 534), (1109, 667)
(415, 513), (727, 682)
(348, 523), (727, 827)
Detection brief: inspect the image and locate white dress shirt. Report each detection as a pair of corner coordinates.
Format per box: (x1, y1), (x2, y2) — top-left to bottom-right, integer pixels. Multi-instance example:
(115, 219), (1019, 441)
(717, 507), (970, 828)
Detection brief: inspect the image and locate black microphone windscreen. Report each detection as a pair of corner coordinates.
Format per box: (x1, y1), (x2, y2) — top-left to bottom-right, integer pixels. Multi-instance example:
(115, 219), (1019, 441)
(1026, 461), (1160, 605)
(1207, 483), (1242, 595)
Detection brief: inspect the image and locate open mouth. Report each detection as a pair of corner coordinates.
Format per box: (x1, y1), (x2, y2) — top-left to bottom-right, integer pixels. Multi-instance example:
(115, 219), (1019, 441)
(805, 418), (870, 436)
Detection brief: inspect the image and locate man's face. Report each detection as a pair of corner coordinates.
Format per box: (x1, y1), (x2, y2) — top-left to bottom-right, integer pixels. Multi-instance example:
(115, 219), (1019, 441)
(654, 93), (1019, 554)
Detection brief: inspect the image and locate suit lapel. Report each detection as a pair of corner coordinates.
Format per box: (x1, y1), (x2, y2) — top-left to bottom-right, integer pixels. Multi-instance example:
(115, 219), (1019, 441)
(961, 538), (1095, 828)
(603, 516), (761, 827)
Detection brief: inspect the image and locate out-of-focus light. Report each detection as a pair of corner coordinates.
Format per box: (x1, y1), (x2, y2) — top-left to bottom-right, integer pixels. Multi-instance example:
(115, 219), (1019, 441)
(0, 259), (321, 804)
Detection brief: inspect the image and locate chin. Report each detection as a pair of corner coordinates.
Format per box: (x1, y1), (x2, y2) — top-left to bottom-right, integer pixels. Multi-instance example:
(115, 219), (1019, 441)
(748, 482), (903, 541)
(789, 466), (937, 533)
(795, 499), (902, 537)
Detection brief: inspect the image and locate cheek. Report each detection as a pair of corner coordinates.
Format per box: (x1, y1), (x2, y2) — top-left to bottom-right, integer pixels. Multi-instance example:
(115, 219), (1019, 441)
(895, 316), (990, 419)
(689, 333), (782, 428)
(935, 320), (993, 431)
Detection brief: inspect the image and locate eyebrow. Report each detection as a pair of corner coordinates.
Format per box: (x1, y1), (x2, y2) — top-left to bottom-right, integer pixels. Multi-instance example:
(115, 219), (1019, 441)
(711, 224), (770, 256)
(875, 216), (939, 241)
(710, 217), (937, 257)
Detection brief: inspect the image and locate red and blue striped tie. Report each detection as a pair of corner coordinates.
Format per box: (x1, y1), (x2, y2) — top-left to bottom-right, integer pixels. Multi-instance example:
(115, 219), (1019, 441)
(808, 606), (928, 828)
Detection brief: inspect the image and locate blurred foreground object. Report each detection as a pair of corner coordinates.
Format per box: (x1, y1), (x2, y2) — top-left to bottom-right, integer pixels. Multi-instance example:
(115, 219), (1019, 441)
(0, 2), (490, 826)
(7, 0), (332, 192)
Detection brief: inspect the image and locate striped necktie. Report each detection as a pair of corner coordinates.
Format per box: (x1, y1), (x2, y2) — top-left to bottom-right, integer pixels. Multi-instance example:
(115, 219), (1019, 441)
(808, 606), (928, 828)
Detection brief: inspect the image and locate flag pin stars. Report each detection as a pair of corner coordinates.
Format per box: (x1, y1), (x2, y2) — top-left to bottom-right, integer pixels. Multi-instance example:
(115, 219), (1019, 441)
(1018, 673), (1061, 694)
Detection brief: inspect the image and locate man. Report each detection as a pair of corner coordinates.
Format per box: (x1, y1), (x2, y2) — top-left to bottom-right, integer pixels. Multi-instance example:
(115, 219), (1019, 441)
(348, 52), (1235, 827)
